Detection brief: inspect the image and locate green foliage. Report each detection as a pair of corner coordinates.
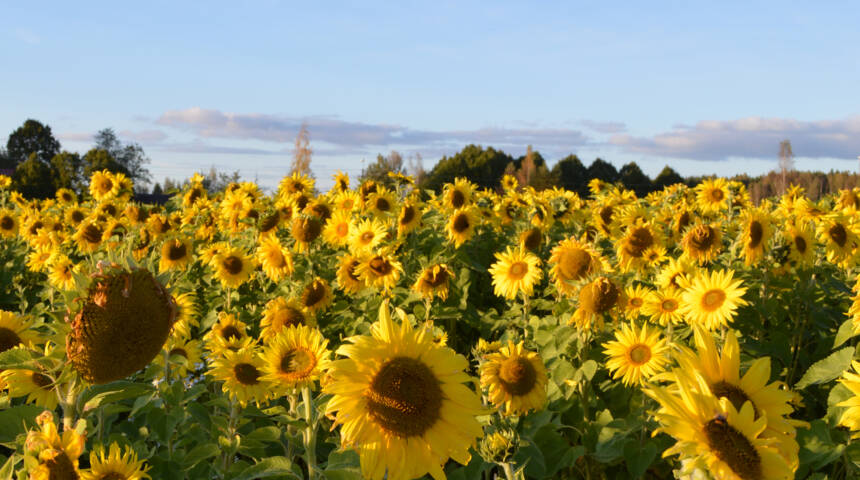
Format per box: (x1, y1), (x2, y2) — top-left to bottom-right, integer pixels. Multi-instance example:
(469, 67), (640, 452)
(551, 155), (588, 196)
(12, 153), (54, 198)
(82, 148), (128, 178)
(359, 151), (404, 187)
(50, 151), (84, 193)
(421, 144), (514, 191)
(6, 119), (60, 167)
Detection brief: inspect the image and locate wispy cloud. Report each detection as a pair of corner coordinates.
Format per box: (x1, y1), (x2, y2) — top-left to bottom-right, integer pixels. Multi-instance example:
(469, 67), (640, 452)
(12, 28), (40, 45)
(118, 129), (168, 143)
(580, 120), (627, 134)
(57, 132), (93, 142)
(610, 116), (860, 160)
(156, 107), (591, 152)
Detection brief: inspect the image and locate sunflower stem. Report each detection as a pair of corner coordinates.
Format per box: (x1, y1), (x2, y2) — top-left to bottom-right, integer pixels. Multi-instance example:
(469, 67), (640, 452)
(61, 381), (77, 431)
(501, 461), (516, 480)
(221, 400), (240, 476)
(301, 385), (318, 480)
(521, 293), (531, 337)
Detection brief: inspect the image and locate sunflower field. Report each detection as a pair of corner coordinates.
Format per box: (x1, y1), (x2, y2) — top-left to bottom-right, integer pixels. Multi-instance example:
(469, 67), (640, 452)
(2, 169), (860, 480)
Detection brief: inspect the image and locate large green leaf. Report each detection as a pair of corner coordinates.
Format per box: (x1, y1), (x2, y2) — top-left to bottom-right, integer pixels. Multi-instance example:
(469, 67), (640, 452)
(795, 346), (855, 389)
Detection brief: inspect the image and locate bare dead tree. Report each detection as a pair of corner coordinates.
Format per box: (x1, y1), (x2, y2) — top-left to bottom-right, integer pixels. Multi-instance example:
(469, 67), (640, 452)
(291, 123), (313, 176)
(779, 139), (794, 193)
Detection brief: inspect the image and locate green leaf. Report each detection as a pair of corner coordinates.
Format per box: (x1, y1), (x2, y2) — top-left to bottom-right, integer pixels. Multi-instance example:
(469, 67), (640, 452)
(834, 318), (858, 348)
(795, 346), (855, 389)
(0, 347), (38, 371)
(0, 405), (48, 443)
(230, 457), (301, 480)
(78, 381), (156, 413)
(624, 441), (657, 479)
(182, 443), (220, 470)
(244, 426), (282, 443)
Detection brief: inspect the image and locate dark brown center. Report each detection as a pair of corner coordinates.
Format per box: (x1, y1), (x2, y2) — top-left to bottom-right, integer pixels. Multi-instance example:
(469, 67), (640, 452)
(222, 256), (243, 275)
(0, 327), (21, 353)
(498, 357), (537, 396)
(366, 357), (442, 438)
(703, 417), (762, 480)
(748, 221), (763, 249)
(452, 213), (470, 233)
(233, 363), (261, 385)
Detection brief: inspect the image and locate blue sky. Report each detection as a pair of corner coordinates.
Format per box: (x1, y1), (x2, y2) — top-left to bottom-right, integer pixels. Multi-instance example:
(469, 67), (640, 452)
(2, 1), (859, 190)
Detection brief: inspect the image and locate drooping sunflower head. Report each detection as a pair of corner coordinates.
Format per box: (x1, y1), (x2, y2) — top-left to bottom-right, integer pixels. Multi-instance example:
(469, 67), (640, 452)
(356, 251), (403, 291)
(519, 227), (543, 252)
(480, 341), (548, 415)
(413, 264), (455, 301)
(261, 325), (330, 394)
(67, 266), (176, 384)
(488, 246), (543, 300)
(682, 223), (723, 264)
(304, 197), (333, 223)
(291, 215), (322, 253)
(300, 278), (333, 316)
(335, 254), (365, 294)
(570, 276), (625, 330)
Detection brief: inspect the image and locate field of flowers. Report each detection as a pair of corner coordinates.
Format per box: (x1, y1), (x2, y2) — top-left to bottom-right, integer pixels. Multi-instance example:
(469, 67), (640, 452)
(1, 169), (860, 479)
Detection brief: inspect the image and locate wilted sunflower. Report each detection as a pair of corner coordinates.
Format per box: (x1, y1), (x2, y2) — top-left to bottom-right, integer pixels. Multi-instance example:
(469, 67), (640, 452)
(324, 301), (484, 480)
(602, 322), (670, 386)
(300, 278), (333, 315)
(256, 237), (293, 282)
(641, 287), (684, 326)
(209, 344), (270, 407)
(413, 264), (455, 301)
(291, 215), (323, 253)
(24, 411), (86, 480)
(356, 252), (403, 291)
(212, 247), (255, 289)
(645, 381), (794, 480)
(817, 213), (858, 268)
(257, 210), (282, 238)
(67, 266), (176, 384)
(446, 207), (478, 248)
(623, 284), (653, 320)
(260, 297), (310, 342)
(0, 208), (17, 237)
(480, 341), (547, 415)
(783, 220), (815, 266)
(261, 325), (330, 394)
(548, 237), (609, 297)
(322, 210), (353, 247)
(681, 269), (748, 330)
(89, 170), (121, 202)
(682, 223), (723, 264)
(159, 237), (193, 273)
(570, 276), (625, 330)
(80, 443), (150, 480)
(349, 218), (388, 254)
(336, 254), (366, 294)
(488, 246), (542, 300)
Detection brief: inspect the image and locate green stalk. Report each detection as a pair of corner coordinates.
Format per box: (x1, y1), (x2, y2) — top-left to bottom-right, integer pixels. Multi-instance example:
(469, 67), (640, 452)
(501, 462), (516, 480)
(302, 385), (317, 480)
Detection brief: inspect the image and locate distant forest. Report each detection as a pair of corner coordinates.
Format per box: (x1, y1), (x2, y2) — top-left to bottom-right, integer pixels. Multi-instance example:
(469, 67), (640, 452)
(3, 119), (860, 203)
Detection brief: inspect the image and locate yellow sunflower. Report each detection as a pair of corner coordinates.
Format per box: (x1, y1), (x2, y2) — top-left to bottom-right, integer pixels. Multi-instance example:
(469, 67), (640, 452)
(203, 312), (250, 355)
(322, 210), (353, 248)
(446, 207), (478, 248)
(616, 221), (663, 272)
(300, 278), (334, 316)
(0, 208), (18, 237)
(623, 284), (653, 320)
(413, 264), (455, 301)
(642, 287), (684, 326)
(837, 361), (860, 435)
(331, 170), (350, 193)
(396, 200), (422, 237)
(602, 321), (670, 386)
(443, 178), (474, 210)
(519, 227), (543, 252)
(355, 252), (403, 291)
(336, 254), (366, 294)
(260, 297), (311, 342)
(740, 209), (773, 266)
(291, 215), (323, 253)
(24, 411), (86, 480)
(570, 276), (625, 330)
(783, 220), (815, 267)
(695, 177), (730, 214)
(47, 253), (77, 291)
(0, 310), (38, 353)
(209, 344), (271, 407)
(548, 237), (609, 297)
(55, 188), (77, 204)
(212, 247), (255, 289)
(279, 172), (315, 198)
(480, 341), (547, 415)
(2, 367), (58, 409)
(89, 170), (121, 202)
(681, 223), (723, 264)
(365, 188), (398, 217)
(488, 246), (543, 300)
(324, 301), (484, 480)
(817, 213), (858, 268)
(80, 443), (150, 480)
(73, 220), (105, 253)
(159, 237), (193, 273)
(261, 325), (331, 394)
(655, 257), (696, 290)
(256, 236), (293, 282)
(349, 218), (389, 254)
(152, 336), (202, 380)
(680, 269), (748, 330)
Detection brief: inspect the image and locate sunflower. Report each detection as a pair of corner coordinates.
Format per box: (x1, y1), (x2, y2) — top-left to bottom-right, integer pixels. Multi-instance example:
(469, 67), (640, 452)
(642, 287), (684, 326)
(47, 253), (77, 291)
(682, 223), (723, 264)
(673, 328), (804, 457)
(203, 312), (250, 355)
(279, 172), (315, 198)
(602, 321), (670, 386)
(322, 210), (353, 248)
(24, 411), (86, 480)
(146, 213), (173, 238)
(336, 254), (366, 294)
(73, 220), (105, 253)
(443, 178), (474, 210)
(446, 207), (478, 248)
(740, 209), (773, 266)
(817, 213), (858, 268)
(0, 208), (17, 237)
(695, 177), (730, 214)
(783, 220), (815, 267)
(2, 367), (58, 409)
(617, 221), (663, 272)
(304, 196), (334, 223)
(645, 381), (794, 480)
(212, 247), (255, 289)
(349, 218), (388, 254)
(397, 200), (422, 236)
(208, 344), (271, 407)
(548, 237), (609, 297)
(55, 188), (77, 204)
(837, 361), (860, 435)
(291, 215), (323, 253)
(257, 211), (282, 238)
(681, 269), (749, 330)
(0, 174), (10, 189)
(365, 188), (398, 217)
(324, 301), (484, 480)
(300, 278), (334, 316)
(0, 310), (38, 354)
(623, 284), (653, 320)
(261, 325), (330, 394)
(331, 170), (350, 193)
(170, 292), (198, 339)
(89, 170), (121, 202)
(413, 264), (455, 301)
(152, 336), (202, 380)
(256, 237), (293, 282)
(80, 443), (150, 480)
(655, 257), (696, 290)
(488, 246), (543, 300)
(356, 252), (403, 291)
(480, 341), (547, 415)
(27, 248), (53, 273)
(260, 297), (310, 342)
(123, 203), (148, 226)
(570, 276), (625, 330)
(159, 237), (193, 273)
(519, 227), (543, 252)
(333, 190), (359, 213)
